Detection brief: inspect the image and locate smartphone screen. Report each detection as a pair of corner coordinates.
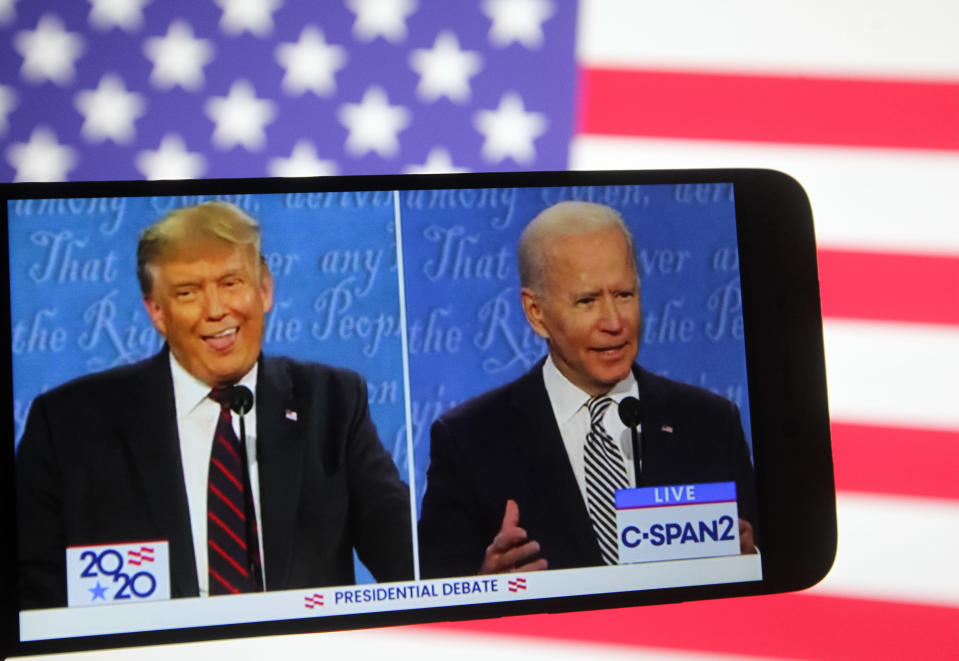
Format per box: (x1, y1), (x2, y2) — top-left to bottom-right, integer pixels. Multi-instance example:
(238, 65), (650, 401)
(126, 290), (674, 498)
(2, 169), (834, 657)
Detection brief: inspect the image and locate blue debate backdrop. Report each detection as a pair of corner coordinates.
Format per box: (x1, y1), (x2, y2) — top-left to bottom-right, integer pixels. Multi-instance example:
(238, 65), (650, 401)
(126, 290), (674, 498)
(8, 182), (750, 544)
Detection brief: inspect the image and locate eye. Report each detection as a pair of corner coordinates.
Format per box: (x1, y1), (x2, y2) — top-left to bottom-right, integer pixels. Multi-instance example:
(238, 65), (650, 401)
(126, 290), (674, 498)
(576, 296), (595, 306)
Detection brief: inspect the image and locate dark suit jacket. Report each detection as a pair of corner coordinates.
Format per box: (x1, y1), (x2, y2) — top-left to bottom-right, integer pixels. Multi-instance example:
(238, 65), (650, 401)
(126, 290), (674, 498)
(16, 350), (413, 609)
(418, 361), (757, 579)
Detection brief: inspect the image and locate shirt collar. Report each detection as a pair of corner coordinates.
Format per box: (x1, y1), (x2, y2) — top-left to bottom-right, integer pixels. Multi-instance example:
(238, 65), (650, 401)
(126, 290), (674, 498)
(542, 354), (638, 426)
(169, 352), (259, 418)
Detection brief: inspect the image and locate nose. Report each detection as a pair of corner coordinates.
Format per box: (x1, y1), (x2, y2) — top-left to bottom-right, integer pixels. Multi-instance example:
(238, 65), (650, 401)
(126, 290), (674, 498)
(203, 284), (227, 319)
(598, 294), (623, 332)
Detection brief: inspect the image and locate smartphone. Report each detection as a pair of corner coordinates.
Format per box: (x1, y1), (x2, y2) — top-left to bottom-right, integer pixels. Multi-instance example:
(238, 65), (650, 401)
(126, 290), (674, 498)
(1, 169), (835, 657)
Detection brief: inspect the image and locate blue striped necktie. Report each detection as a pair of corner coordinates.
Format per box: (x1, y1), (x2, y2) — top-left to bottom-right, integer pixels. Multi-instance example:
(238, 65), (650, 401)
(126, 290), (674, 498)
(584, 395), (630, 565)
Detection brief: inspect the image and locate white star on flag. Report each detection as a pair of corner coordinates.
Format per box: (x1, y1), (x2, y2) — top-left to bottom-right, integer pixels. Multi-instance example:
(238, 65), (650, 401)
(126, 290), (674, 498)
(143, 20), (215, 91)
(338, 86), (410, 158)
(0, 85), (17, 135)
(6, 126), (77, 182)
(409, 31), (483, 104)
(482, 0), (554, 49)
(347, 0), (417, 43)
(473, 91), (547, 164)
(13, 14), (86, 85)
(74, 73), (146, 144)
(0, 0), (17, 25)
(404, 146), (469, 174)
(275, 26), (347, 97)
(268, 140), (337, 177)
(214, 0), (283, 37)
(87, 0), (151, 32)
(205, 79), (277, 151)
(135, 133), (206, 180)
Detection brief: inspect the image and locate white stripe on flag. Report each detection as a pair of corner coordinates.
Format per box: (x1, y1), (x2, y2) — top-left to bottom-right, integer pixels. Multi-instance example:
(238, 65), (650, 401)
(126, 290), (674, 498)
(824, 319), (959, 431)
(578, 0), (959, 79)
(570, 136), (959, 255)
(813, 492), (959, 607)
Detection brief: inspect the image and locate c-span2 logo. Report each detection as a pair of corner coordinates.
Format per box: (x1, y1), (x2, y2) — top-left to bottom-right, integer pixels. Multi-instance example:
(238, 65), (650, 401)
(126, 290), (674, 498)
(66, 540), (170, 607)
(616, 482), (740, 563)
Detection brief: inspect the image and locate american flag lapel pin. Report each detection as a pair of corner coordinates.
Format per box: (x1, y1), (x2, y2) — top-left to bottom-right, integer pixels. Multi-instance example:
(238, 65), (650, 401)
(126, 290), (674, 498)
(285, 409), (298, 421)
(661, 424), (674, 434)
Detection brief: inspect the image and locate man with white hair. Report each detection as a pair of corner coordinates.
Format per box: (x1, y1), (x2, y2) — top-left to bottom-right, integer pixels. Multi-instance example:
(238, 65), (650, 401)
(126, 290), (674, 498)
(418, 201), (757, 579)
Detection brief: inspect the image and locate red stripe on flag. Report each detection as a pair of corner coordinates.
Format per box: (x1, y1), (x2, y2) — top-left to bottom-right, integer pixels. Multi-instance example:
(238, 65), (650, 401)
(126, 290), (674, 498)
(832, 422), (959, 500)
(818, 248), (959, 325)
(426, 592), (959, 660)
(578, 67), (959, 150)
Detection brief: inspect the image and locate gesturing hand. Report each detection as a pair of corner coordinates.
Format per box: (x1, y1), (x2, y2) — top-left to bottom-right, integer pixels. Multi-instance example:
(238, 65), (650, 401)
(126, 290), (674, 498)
(478, 499), (549, 574)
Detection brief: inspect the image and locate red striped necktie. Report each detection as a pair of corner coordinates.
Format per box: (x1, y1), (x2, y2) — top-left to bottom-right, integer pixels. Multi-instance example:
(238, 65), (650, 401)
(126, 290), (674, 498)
(207, 388), (263, 595)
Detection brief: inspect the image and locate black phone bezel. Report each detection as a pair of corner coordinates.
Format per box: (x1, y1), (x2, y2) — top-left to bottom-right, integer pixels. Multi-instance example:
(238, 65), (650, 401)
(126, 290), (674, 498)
(0, 168), (836, 658)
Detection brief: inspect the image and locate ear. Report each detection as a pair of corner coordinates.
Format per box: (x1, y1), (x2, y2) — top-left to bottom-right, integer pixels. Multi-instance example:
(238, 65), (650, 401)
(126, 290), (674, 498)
(521, 287), (550, 340)
(259, 267), (275, 314)
(143, 295), (167, 337)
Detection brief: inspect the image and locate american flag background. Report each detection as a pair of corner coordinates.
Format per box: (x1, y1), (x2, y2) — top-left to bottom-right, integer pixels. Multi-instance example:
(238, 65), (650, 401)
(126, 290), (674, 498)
(3, 0), (957, 659)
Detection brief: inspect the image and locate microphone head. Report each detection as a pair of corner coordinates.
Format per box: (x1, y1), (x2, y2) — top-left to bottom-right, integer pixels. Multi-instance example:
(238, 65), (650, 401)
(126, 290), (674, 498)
(618, 396), (643, 428)
(227, 385), (254, 416)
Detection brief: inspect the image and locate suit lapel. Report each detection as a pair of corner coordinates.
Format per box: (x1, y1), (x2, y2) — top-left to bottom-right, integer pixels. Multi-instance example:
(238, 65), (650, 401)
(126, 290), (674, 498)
(509, 363), (602, 567)
(256, 356), (306, 589)
(634, 364), (671, 484)
(121, 350), (199, 598)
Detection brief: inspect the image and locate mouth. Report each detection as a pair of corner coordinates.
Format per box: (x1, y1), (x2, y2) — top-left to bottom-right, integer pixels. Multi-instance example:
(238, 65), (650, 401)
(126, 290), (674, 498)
(592, 342), (630, 359)
(202, 327), (238, 351)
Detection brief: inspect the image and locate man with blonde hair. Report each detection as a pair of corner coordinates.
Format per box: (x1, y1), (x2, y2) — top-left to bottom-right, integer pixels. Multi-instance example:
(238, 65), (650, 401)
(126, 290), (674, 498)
(17, 202), (413, 608)
(419, 201), (756, 578)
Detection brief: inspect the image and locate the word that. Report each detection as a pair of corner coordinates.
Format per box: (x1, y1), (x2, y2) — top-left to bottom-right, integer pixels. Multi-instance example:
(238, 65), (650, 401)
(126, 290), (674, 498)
(28, 230), (119, 284)
(421, 225), (510, 281)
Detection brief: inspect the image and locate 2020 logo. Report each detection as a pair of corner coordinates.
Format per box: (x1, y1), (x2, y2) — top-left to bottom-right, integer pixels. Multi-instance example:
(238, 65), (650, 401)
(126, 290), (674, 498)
(78, 547), (158, 600)
(66, 541), (170, 607)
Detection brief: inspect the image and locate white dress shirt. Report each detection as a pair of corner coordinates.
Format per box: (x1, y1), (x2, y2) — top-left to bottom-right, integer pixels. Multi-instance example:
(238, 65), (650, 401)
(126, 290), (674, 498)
(169, 354), (265, 596)
(541, 355), (640, 505)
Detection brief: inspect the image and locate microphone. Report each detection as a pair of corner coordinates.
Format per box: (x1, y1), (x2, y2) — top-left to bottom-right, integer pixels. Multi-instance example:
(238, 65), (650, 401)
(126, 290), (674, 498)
(618, 396), (644, 486)
(226, 385), (254, 449)
(227, 385), (254, 416)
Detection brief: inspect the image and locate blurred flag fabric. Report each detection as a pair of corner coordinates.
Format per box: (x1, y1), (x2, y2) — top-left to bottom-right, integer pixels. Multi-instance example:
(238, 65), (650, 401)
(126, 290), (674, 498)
(3, 0), (957, 659)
